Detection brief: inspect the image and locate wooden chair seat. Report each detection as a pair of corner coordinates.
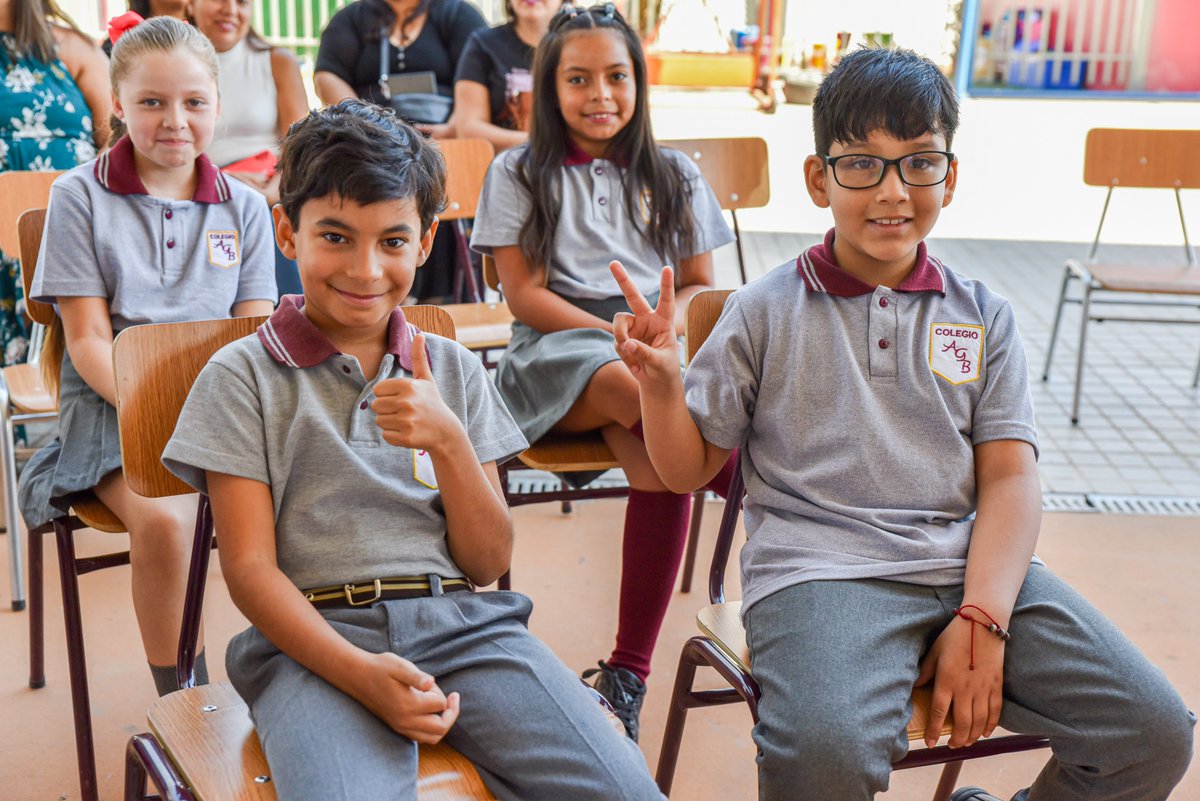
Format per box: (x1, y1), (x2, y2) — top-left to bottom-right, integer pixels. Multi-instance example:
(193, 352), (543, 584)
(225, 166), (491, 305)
(697, 601), (952, 742)
(70, 494), (125, 534)
(517, 431), (619, 473)
(3, 362), (56, 413)
(148, 682), (496, 800)
(441, 301), (514, 350)
(1068, 259), (1200, 294)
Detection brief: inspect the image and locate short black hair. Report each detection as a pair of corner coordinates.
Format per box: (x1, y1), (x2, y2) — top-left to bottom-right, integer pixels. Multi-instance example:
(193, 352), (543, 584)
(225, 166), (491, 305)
(278, 100), (446, 231)
(812, 47), (959, 157)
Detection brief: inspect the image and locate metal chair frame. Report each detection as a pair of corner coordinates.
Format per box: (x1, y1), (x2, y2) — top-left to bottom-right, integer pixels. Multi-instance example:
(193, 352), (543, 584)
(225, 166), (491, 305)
(1041, 128), (1200, 424)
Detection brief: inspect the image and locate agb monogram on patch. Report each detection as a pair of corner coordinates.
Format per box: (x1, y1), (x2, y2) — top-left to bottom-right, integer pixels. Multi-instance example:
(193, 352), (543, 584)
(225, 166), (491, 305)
(206, 230), (240, 268)
(929, 323), (984, 384)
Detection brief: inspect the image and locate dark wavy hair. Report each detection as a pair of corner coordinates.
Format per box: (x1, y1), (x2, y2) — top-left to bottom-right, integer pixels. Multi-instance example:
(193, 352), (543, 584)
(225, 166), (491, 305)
(516, 3), (696, 281)
(812, 46), (959, 156)
(278, 100), (447, 232)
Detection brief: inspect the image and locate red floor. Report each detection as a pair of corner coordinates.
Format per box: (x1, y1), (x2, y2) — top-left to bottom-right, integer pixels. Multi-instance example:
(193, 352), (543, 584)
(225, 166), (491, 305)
(1, 500), (1197, 800)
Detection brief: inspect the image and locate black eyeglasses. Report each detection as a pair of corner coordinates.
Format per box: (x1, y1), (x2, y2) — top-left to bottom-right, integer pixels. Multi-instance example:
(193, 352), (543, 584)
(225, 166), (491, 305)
(823, 150), (955, 189)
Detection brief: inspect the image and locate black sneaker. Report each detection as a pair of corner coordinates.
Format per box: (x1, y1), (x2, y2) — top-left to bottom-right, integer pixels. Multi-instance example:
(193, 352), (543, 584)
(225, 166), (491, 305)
(948, 790), (1002, 801)
(582, 660), (646, 742)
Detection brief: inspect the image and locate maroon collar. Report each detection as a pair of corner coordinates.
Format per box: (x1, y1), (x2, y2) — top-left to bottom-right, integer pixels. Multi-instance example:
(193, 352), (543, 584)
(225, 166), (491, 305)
(796, 229), (946, 297)
(256, 295), (423, 371)
(563, 137), (595, 167)
(93, 135), (232, 203)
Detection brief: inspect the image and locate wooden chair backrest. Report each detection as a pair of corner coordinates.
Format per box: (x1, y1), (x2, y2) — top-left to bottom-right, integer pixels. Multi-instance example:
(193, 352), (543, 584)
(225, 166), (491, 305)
(482, 253), (500, 292)
(664, 138), (770, 211)
(17, 209), (56, 326)
(1083, 129), (1200, 189)
(685, 288), (735, 363)
(439, 138), (495, 221)
(0, 170), (60, 255)
(113, 306), (456, 498)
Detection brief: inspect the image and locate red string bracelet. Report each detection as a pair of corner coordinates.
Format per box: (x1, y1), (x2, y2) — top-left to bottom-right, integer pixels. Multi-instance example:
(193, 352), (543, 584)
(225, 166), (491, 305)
(953, 605), (1011, 670)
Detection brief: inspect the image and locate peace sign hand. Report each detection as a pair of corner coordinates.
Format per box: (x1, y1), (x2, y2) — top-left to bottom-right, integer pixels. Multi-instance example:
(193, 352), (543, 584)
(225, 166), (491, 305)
(610, 261), (680, 387)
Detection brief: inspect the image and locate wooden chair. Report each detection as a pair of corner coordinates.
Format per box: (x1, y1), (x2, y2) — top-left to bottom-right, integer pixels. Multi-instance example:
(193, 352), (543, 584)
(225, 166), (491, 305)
(114, 308), (499, 801)
(1042, 128), (1200, 424)
(16, 205), (137, 801)
(1, 174), (61, 610)
(663, 138), (770, 284)
(654, 290), (1051, 799)
(442, 253), (514, 370)
(439, 138), (494, 304)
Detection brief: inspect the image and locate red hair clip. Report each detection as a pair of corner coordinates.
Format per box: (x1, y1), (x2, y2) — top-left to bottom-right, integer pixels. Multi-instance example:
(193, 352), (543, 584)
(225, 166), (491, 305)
(107, 10), (145, 44)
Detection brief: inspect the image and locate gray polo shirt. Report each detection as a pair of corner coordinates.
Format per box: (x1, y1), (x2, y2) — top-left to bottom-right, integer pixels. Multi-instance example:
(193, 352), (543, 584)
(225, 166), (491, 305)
(30, 135), (277, 329)
(686, 230), (1040, 615)
(471, 142), (735, 300)
(163, 296), (528, 590)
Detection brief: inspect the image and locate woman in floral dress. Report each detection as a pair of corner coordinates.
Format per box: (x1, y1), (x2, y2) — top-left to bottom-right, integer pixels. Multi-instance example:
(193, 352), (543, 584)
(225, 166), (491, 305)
(0, 0), (109, 364)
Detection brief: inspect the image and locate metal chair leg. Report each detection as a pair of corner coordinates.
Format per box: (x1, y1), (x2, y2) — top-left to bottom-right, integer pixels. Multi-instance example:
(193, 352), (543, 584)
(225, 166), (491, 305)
(29, 524), (44, 688)
(1042, 267), (1074, 381)
(679, 492), (705, 594)
(1192, 347), (1200, 389)
(732, 210), (748, 285)
(55, 518), (99, 801)
(654, 642), (702, 795)
(0, 383), (26, 610)
(1072, 284), (1094, 425)
(931, 761), (964, 801)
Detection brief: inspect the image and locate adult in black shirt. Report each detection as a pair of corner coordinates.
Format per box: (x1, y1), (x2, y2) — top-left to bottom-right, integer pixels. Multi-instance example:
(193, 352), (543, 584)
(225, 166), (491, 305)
(452, 0), (560, 151)
(314, 0), (486, 139)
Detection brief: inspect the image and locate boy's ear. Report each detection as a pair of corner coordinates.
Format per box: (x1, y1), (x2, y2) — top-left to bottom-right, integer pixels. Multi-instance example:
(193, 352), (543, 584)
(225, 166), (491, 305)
(272, 204), (298, 259)
(941, 158), (959, 208)
(416, 218), (440, 266)
(804, 154), (831, 209)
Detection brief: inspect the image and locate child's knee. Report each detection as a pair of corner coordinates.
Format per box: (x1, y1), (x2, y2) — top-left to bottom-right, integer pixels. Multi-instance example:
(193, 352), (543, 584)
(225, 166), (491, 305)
(753, 708), (893, 799)
(127, 502), (196, 556)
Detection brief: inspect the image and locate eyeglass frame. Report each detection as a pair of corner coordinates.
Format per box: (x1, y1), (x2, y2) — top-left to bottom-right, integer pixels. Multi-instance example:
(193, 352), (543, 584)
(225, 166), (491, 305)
(822, 150), (956, 189)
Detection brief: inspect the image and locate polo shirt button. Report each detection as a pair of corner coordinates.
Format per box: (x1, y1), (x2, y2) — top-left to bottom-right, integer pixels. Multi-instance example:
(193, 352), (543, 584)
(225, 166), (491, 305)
(879, 297), (889, 308)
(341, 365), (351, 374)
(359, 401), (368, 410)
(598, 197), (607, 206)
(594, 166), (603, 175)
(878, 338), (890, 349)
(165, 210), (173, 220)
(166, 239), (175, 249)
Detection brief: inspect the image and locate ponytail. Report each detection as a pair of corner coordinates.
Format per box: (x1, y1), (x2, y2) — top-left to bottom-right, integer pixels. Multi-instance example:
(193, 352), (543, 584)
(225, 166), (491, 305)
(40, 318), (65, 401)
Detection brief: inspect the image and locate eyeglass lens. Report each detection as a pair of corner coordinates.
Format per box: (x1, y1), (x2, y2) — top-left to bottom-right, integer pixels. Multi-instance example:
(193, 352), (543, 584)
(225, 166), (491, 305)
(833, 152), (951, 188)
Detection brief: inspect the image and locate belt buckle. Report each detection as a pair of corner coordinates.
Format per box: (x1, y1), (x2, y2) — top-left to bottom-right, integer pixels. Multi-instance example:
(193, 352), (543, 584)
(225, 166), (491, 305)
(344, 579), (382, 606)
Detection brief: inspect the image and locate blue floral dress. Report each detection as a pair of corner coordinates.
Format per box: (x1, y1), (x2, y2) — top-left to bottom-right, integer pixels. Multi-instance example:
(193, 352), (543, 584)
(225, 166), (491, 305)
(0, 32), (96, 365)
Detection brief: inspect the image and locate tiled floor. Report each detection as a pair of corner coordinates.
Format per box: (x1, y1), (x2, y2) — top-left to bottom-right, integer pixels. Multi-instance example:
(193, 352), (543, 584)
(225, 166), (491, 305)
(726, 231), (1200, 498)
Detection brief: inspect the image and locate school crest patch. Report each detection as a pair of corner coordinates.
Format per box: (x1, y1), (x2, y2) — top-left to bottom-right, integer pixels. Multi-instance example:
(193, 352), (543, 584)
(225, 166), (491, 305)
(206, 231), (240, 268)
(929, 323), (984, 384)
(414, 448), (438, 489)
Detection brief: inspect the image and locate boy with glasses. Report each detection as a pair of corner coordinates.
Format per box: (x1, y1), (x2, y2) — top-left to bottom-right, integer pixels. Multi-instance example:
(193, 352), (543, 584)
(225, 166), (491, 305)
(609, 47), (1193, 801)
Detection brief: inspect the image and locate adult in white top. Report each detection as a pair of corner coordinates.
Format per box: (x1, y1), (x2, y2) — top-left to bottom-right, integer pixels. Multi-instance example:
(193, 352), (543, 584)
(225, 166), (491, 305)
(193, 0), (308, 205)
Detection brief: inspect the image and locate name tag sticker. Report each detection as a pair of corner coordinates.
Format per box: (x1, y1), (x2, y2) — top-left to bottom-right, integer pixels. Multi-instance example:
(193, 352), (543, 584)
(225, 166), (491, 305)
(414, 449), (438, 489)
(929, 323), (984, 384)
(206, 230), (241, 268)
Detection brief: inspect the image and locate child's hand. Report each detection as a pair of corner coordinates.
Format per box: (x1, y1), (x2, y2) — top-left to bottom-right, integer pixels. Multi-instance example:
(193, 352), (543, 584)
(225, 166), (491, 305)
(372, 333), (462, 454)
(915, 615), (1005, 749)
(355, 651), (461, 743)
(610, 261), (681, 386)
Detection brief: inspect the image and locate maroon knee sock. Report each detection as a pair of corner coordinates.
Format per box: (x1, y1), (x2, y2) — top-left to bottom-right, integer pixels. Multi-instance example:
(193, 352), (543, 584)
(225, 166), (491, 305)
(608, 488), (693, 681)
(628, 420), (739, 499)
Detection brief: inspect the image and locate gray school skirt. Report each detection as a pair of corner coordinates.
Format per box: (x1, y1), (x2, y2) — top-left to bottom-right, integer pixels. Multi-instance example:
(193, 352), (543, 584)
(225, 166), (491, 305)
(18, 348), (123, 529)
(493, 293), (655, 444)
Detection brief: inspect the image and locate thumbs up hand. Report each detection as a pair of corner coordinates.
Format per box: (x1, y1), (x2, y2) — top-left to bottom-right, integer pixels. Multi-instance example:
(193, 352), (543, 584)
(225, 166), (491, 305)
(373, 333), (460, 451)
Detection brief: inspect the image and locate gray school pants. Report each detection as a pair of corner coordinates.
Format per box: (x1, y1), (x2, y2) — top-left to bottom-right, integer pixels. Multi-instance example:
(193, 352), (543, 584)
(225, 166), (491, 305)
(226, 590), (665, 801)
(744, 564), (1195, 801)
